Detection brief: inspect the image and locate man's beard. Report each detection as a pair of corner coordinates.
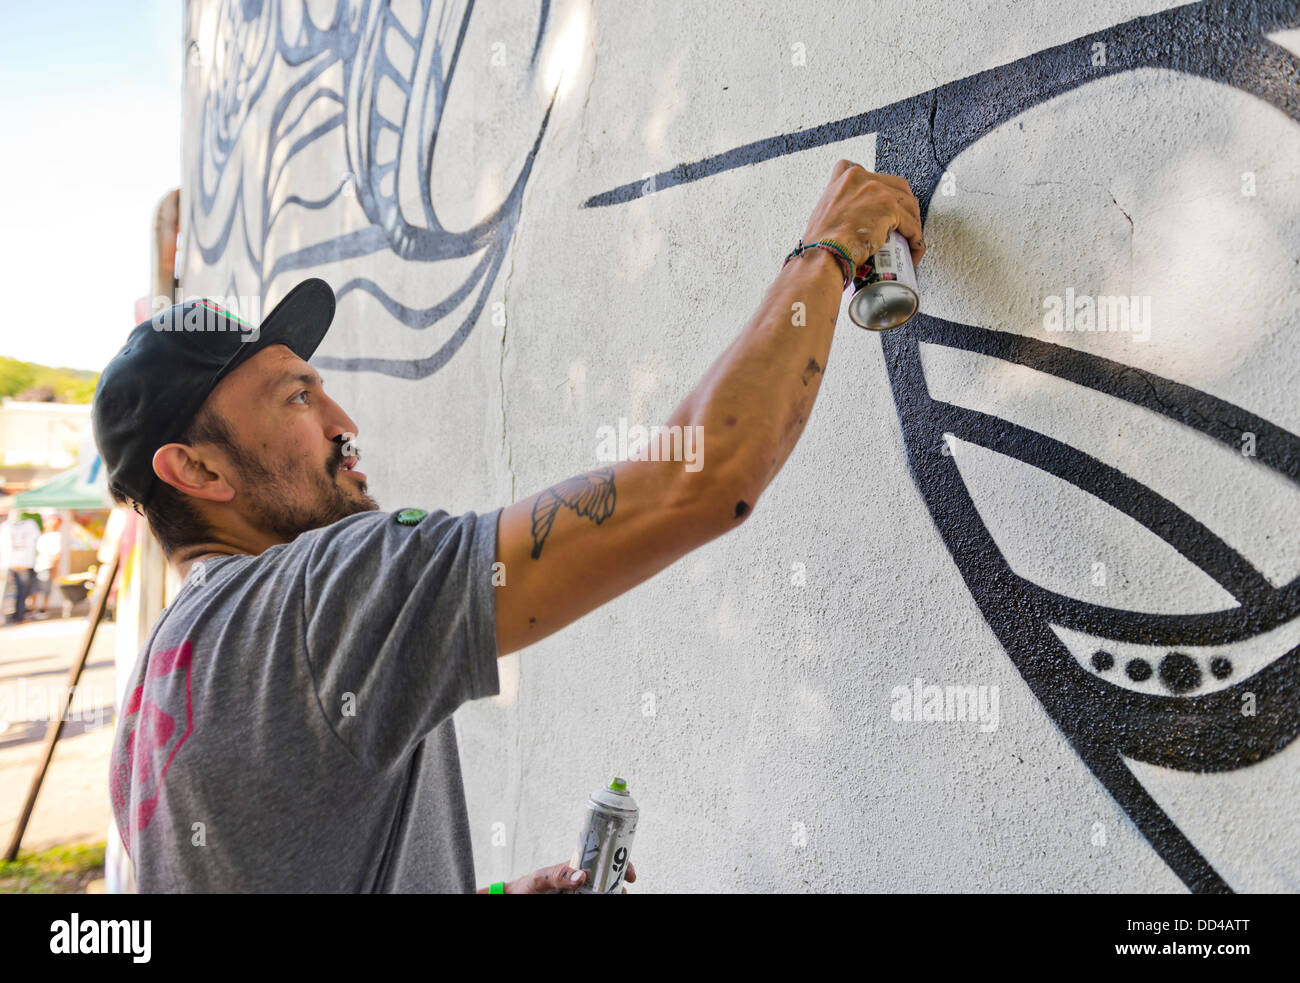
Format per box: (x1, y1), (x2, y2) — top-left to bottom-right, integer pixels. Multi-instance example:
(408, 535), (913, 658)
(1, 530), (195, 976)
(232, 445), (379, 541)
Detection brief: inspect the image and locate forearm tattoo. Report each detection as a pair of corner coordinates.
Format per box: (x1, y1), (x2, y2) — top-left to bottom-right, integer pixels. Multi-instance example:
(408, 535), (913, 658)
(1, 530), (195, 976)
(801, 357), (823, 386)
(529, 468), (617, 559)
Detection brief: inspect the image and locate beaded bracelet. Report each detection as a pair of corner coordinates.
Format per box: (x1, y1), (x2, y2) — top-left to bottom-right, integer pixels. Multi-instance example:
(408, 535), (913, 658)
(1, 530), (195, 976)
(782, 238), (855, 287)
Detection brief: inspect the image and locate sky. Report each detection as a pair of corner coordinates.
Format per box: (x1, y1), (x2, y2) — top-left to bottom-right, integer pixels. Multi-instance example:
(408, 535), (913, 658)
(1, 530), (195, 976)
(0, 0), (182, 372)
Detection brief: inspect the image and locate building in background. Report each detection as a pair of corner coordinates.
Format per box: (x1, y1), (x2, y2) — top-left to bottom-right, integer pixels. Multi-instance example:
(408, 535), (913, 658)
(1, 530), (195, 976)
(0, 399), (93, 493)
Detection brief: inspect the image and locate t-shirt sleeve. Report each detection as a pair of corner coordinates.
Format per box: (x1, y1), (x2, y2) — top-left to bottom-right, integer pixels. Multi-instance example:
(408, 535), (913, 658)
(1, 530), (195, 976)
(297, 507), (502, 771)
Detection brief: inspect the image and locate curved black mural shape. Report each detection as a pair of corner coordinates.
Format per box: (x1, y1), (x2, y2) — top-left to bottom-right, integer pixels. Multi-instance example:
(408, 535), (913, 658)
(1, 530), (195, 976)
(586, 0), (1300, 893)
(192, 0), (554, 378)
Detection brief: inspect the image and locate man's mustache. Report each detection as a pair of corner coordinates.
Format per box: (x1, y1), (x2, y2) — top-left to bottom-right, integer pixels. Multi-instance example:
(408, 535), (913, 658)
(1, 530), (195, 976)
(329, 432), (361, 475)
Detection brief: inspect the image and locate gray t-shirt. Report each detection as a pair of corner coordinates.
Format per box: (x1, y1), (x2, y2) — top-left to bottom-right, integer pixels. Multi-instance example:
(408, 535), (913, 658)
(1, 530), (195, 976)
(109, 506), (501, 892)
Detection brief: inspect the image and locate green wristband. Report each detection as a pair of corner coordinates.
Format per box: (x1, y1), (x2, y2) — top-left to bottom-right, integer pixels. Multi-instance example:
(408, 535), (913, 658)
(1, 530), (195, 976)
(814, 238), (856, 270)
(488, 881), (506, 894)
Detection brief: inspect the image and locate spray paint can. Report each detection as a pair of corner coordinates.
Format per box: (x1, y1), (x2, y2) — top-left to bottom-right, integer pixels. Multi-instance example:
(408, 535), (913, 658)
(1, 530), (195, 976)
(848, 229), (919, 331)
(570, 777), (638, 894)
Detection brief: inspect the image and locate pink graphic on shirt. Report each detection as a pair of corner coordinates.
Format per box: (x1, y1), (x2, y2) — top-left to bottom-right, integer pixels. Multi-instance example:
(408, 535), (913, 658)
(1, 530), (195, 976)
(110, 641), (195, 855)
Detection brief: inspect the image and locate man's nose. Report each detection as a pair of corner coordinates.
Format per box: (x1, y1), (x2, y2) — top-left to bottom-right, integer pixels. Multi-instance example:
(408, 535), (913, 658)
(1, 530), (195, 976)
(323, 394), (359, 443)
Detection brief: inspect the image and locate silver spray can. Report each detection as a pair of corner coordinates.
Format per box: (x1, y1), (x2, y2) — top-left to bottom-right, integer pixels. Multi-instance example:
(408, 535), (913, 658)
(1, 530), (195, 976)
(848, 229), (919, 331)
(570, 777), (638, 894)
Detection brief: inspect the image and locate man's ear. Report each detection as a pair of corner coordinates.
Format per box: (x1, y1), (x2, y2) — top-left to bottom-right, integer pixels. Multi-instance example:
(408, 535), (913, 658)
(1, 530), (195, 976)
(152, 444), (236, 503)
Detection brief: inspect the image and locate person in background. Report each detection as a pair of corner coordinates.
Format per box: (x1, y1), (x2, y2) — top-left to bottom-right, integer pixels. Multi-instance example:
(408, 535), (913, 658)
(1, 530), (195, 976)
(0, 510), (9, 619)
(2, 512), (40, 625)
(34, 515), (63, 617)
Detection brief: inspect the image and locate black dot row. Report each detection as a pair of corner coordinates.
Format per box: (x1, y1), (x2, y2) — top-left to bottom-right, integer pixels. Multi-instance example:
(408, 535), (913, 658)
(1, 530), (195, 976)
(1090, 650), (1232, 693)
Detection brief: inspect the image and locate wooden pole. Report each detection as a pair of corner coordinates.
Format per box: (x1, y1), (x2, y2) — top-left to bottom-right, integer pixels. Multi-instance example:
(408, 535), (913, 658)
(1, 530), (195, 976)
(4, 544), (121, 862)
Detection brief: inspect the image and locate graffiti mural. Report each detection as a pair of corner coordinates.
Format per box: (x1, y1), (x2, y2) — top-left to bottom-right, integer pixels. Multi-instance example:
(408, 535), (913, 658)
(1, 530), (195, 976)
(190, 0), (555, 377)
(187, 0), (1299, 891)
(587, 0), (1300, 893)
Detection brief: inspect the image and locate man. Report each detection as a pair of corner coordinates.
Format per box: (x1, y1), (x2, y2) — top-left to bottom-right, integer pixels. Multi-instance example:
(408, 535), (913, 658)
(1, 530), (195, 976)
(2, 512), (40, 625)
(96, 161), (922, 892)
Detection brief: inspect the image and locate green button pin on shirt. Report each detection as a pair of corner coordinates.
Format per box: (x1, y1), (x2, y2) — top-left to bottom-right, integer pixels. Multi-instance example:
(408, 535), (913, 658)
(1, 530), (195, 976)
(395, 508), (427, 525)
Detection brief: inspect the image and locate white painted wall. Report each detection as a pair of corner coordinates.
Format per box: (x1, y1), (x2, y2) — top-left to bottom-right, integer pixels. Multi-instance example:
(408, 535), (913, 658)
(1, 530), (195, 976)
(181, 0), (1300, 892)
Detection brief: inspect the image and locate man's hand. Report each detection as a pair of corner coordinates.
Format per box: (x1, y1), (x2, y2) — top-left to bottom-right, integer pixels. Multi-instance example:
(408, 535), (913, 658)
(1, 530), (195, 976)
(802, 160), (924, 268)
(482, 861), (638, 894)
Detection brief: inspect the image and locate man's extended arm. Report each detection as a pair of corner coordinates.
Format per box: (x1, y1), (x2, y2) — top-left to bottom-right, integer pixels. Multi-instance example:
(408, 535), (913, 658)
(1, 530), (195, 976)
(494, 161), (923, 656)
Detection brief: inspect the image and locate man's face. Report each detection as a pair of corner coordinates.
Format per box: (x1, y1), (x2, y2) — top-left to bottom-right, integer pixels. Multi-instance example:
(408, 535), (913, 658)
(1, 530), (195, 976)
(202, 344), (378, 541)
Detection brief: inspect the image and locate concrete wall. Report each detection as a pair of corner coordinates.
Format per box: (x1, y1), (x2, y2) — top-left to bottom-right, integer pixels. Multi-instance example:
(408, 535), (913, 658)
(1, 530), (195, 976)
(180, 0), (1300, 892)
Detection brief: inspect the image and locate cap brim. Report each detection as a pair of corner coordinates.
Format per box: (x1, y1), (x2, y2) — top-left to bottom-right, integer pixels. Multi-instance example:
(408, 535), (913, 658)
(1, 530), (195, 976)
(225, 277), (336, 375)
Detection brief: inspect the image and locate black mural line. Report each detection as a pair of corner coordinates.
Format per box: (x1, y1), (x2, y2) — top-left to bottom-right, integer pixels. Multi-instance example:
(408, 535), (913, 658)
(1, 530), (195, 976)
(585, 0), (1300, 893)
(191, 0), (554, 379)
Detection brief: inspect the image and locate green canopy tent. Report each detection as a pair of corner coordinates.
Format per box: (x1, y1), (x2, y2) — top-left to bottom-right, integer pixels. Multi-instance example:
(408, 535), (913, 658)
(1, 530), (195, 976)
(13, 465), (110, 510)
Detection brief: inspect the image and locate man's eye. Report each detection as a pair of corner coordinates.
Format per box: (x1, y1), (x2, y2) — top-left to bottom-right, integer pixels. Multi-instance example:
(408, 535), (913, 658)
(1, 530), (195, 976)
(290, 390), (310, 404)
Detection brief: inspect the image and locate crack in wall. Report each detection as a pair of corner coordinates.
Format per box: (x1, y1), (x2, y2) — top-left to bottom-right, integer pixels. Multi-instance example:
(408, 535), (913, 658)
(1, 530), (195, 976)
(497, 233), (521, 876)
(496, 6), (606, 876)
(581, 6), (598, 123)
(1109, 190), (1134, 296)
(499, 251), (517, 504)
(927, 90), (941, 175)
(1119, 364), (1251, 440)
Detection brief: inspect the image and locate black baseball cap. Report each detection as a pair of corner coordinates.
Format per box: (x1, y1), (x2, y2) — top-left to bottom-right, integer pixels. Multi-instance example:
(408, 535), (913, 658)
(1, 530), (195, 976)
(92, 277), (336, 507)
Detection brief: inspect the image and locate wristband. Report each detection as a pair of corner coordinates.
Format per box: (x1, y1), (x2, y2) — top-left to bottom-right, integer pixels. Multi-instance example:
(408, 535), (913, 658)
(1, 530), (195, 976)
(488, 881), (506, 894)
(783, 238), (854, 288)
(812, 237), (856, 270)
